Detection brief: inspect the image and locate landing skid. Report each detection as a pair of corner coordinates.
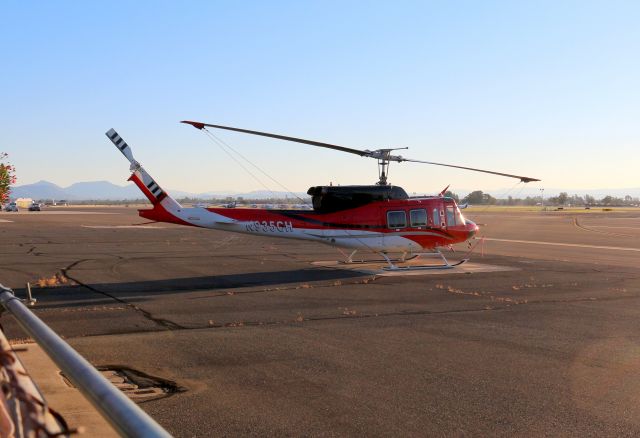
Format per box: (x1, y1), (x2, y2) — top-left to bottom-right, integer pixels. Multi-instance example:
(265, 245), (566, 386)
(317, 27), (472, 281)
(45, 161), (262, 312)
(338, 249), (419, 265)
(382, 258), (468, 271)
(335, 249), (468, 271)
(379, 250), (468, 271)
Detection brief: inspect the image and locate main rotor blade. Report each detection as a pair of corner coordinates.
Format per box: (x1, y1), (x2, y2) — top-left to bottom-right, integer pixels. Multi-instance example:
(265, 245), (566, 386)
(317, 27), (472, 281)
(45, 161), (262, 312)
(181, 121), (369, 157)
(181, 120), (540, 182)
(403, 159), (540, 183)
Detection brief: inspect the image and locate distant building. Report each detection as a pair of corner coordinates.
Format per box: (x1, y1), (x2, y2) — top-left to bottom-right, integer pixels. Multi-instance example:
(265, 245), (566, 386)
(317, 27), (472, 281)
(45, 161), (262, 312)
(16, 198), (33, 208)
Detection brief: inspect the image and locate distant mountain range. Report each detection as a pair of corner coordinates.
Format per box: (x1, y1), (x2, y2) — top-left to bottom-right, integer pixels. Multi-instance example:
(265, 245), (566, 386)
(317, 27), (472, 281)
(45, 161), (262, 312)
(10, 180), (307, 201)
(10, 180), (640, 201)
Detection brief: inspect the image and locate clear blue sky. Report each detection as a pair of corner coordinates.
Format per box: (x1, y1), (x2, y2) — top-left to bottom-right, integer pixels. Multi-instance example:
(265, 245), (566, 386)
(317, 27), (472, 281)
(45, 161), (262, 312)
(2, 1), (639, 195)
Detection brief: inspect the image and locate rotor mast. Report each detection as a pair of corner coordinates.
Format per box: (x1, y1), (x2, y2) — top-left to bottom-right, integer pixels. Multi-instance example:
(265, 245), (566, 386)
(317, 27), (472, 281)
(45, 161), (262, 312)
(377, 155), (389, 185)
(374, 148), (408, 185)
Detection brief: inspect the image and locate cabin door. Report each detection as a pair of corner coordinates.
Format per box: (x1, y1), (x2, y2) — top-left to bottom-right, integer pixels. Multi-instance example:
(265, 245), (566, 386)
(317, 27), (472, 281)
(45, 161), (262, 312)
(383, 207), (407, 249)
(431, 201), (445, 229)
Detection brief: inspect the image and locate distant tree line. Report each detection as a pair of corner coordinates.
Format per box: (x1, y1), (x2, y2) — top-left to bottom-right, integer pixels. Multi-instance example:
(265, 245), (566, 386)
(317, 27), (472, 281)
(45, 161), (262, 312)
(447, 190), (639, 207)
(37, 192), (639, 208)
(176, 196), (312, 205)
(63, 199), (149, 205)
(60, 196), (312, 206)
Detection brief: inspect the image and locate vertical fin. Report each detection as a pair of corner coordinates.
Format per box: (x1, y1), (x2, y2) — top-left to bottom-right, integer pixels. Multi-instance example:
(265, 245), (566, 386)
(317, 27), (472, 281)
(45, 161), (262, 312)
(105, 129), (181, 210)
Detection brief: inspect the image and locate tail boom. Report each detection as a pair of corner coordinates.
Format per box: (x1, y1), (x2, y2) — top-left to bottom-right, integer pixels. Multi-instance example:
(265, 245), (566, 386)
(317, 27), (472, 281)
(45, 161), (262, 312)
(138, 203), (194, 226)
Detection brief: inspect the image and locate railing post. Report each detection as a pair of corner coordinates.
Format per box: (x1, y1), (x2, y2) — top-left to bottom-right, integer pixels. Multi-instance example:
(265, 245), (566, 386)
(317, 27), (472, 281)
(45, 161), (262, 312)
(25, 282), (36, 306)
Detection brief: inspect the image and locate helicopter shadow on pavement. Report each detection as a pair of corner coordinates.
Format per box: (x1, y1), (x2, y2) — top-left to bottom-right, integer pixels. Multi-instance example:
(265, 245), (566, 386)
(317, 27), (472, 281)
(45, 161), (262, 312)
(14, 267), (372, 310)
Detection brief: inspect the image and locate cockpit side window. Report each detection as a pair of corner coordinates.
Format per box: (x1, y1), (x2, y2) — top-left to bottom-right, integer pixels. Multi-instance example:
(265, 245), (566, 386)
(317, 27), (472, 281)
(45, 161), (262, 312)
(387, 210), (407, 229)
(446, 205), (456, 226)
(410, 209), (427, 227)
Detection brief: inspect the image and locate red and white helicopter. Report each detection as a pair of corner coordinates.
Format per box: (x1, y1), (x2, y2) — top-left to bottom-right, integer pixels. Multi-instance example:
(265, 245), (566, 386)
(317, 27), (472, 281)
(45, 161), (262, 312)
(105, 122), (539, 270)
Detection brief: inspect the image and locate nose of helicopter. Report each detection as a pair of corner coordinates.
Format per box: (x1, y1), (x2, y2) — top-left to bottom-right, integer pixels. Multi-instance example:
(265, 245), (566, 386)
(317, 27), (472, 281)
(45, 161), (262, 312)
(465, 219), (479, 238)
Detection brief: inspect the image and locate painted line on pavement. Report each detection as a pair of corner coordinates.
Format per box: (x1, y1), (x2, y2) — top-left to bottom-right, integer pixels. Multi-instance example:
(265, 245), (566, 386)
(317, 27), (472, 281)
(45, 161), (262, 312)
(483, 237), (640, 252)
(589, 225), (639, 230)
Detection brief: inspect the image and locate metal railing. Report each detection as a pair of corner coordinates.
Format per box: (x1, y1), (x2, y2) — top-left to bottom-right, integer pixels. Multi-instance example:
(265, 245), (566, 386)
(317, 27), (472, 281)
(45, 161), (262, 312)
(0, 284), (173, 438)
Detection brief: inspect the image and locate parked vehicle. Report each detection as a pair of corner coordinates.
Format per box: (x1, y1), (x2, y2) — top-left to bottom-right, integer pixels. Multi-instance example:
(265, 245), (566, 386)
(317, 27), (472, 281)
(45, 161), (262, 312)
(28, 202), (41, 211)
(5, 202), (18, 212)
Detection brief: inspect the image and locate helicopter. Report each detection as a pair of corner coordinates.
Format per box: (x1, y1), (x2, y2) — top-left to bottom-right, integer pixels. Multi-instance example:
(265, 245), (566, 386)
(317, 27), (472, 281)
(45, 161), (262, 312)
(105, 122), (540, 270)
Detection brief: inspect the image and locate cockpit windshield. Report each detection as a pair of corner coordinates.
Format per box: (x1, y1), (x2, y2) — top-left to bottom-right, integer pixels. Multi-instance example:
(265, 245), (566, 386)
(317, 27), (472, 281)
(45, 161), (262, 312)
(456, 206), (465, 225)
(444, 199), (466, 226)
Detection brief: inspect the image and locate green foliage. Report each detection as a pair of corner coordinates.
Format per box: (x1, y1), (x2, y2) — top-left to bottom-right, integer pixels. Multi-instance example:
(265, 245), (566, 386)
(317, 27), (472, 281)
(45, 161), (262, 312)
(0, 153), (16, 203)
(461, 190), (496, 205)
(443, 191), (459, 202)
(462, 190), (484, 204)
(557, 192), (568, 205)
(460, 190), (638, 207)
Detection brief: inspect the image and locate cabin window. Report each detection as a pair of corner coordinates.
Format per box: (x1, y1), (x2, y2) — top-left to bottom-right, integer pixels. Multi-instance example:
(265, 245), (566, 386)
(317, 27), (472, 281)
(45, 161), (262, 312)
(432, 209), (439, 227)
(387, 210), (406, 229)
(410, 209), (427, 227)
(446, 205), (456, 225)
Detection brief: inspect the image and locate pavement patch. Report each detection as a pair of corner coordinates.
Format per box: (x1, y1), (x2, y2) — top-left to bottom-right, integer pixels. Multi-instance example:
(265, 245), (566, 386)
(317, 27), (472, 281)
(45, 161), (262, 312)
(13, 342), (118, 437)
(62, 367), (186, 403)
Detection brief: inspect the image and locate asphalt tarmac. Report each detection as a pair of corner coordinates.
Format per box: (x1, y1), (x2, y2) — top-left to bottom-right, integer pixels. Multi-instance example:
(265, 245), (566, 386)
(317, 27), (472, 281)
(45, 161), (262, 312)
(1, 207), (639, 436)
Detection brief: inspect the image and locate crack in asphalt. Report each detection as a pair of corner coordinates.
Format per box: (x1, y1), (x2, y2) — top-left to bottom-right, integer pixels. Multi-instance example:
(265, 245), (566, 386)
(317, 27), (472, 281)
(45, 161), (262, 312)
(49, 257), (639, 338)
(65, 286), (640, 340)
(188, 276), (379, 300)
(573, 217), (638, 239)
(217, 288), (640, 328)
(61, 259), (186, 331)
(76, 304), (513, 339)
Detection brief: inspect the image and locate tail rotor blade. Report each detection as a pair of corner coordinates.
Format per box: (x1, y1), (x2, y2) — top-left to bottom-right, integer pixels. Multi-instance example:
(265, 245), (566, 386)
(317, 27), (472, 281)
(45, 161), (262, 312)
(106, 128), (136, 164)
